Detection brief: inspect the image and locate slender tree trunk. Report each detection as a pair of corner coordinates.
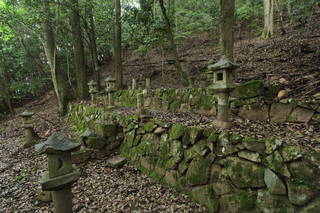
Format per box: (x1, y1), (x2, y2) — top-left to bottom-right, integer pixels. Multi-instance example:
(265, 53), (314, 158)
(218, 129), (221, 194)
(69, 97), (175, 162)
(0, 67), (14, 115)
(159, 0), (189, 86)
(262, 0), (274, 39)
(220, 0), (235, 61)
(87, 2), (101, 90)
(42, 0), (69, 114)
(115, 0), (123, 89)
(70, 0), (88, 99)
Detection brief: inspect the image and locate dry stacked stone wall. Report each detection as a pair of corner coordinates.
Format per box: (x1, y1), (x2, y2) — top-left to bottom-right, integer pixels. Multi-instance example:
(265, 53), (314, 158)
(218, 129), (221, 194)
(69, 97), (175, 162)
(68, 104), (320, 213)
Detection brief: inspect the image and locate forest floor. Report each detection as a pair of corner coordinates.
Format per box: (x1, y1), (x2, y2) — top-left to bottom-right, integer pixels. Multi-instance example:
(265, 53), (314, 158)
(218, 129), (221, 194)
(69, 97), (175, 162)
(0, 93), (207, 213)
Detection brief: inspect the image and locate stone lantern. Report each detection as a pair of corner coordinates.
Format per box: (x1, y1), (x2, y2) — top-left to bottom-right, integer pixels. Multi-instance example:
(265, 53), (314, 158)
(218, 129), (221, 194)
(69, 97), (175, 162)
(19, 110), (40, 148)
(88, 80), (98, 104)
(35, 133), (81, 213)
(207, 55), (239, 128)
(137, 93), (146, 114)
(105, 76), (117, 107)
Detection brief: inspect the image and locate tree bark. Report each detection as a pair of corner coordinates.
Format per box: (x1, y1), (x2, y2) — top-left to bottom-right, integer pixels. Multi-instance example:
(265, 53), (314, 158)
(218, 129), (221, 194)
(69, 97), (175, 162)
(220, 0), (235, 61)
(159, 0), (189, 86)
(87, 2), (100, 90)
(262, 0), (274, 39)
(70, 0), (88, 99)
(0, 67), (14, 115)
(42, 0), (69, 114)
(115, 0), (123, 89)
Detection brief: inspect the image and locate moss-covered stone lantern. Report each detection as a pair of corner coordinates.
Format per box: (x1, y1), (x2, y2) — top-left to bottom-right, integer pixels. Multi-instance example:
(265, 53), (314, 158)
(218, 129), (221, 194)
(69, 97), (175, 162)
(35, 133), (81, 213)
(19, 110), (40, 148)
(207, 55), (239, 128)
(105, 76), (117, 107)
(88, 80), (98, 104)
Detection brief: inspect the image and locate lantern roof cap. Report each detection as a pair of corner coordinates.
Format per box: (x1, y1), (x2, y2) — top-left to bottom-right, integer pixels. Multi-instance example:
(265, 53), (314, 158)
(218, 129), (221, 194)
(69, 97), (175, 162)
(105, 76), (116, 82)
(208, 55), (239, 71)
(88, 80), (97, 86)
(35, 133), (80, 154)
(20, 110), (35, 117)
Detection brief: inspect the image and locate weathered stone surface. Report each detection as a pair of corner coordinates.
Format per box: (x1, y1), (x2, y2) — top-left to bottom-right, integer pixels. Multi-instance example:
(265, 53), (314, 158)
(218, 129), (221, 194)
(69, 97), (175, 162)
(232, 80), (264, 99)
(304, 151), (320, 169)
(238, 105), (269, 121)
(165, 170), (178, 187)
(219, 190), (257, 213)
(287, 107), (315, 123)
(143, 121), (157, 132)
(256, 190), (296, 213)
(86, 137), (106, 150)
(212, 182), (233, 196)
(178, 159), (189, 176)
(270, 103), (293, 123)
(264, 168), (287, 195)
(106, 156), (127, 168)
(265, 138), (282, 154)
(238, 151), (261, 163)
(186, 157), (210, 186)
(287, 179), (317, 206)
(37, 187), (52, 202)
(71, 148), (92, 164)
(140, 157), (156, 170)
(223, 157), (265, 188)
(288, 161), (318, 184)
(187, 127), (203, 144)
(95, 122), (118, 138)
(242, 137), (265, 154)
(281, 145), (302, 162)
(300, 198), (320, 213)
(192, 186), (218, 213)
(169, 124), (185, 140)
(265, 151), (291, 178)
(154, 127), (165, 135)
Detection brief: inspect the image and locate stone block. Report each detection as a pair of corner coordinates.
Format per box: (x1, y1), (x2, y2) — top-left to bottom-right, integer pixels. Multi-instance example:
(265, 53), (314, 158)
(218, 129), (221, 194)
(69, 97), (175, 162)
(265, 151), (291, 178)
(95, 122), (118, 138)
(238, 151), (261, 163)
(186, 157), (210, 186)
(287, 179), (317, 206)
(192, 186), (218, 213)
(256, 190), (296, 213)
(106, 156), (127, 168)
(281, 145), (302, 162)
(264, 168), (287, 195)
(238, 105), (269, 121)
(71, 148), (92, 164)
(242, 137), (266, 154)
(287, 107), (315, 123)
(86, 137), (106, 150)
(219, 190), (257, 213)
(169, 124), (185, 140)
(232, 80), (264, 99)
(270, 103), (293, 123)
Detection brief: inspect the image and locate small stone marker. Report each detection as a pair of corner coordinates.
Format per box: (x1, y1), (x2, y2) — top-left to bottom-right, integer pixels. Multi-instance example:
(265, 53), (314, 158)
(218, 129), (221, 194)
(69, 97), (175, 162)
(106, 156), (127, 168)
(207, 56), (239, 129)
(105, 76), (117, 107)
(137, 93), (146, 114)
(35, 133), (81, 213)
(88, 80), (98, 104)
(132, 78), (137, 90)
(19, 110), (40, 148)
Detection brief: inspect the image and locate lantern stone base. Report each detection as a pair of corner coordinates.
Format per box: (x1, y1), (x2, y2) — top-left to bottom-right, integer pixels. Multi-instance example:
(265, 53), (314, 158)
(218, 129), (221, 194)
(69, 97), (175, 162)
(21, 128), (40, 148)
(213, 120), (232, 129)
(40, 165), (80, 191)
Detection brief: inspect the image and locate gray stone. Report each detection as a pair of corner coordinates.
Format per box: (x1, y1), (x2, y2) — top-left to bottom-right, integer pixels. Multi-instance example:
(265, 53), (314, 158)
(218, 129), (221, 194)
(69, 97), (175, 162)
(242, 137), (265, 154)
(265, 137), (282, 154)
(264, 168), (287, 195)
(270, 103), (293, 123)
(223, 157), (265, 188)
(300, 198), (320, 213)
(71, 148), (92, 164)
(256, 190), (296, 213)
(192, 186), (218, 213)
(265, 151), (291, 178)
(186, 157), (210, 186)
(238, 151), (261, 163)
(287, 107), (315, 123)
(281, 145), (302, 162)
(288, 161), (319, 184)
(86, 137), (106, 150)
(287, 179), (317, 206)
(106, 156), (127, 168)
(37, 187), (52, 202)
(238, 105), (269, 121)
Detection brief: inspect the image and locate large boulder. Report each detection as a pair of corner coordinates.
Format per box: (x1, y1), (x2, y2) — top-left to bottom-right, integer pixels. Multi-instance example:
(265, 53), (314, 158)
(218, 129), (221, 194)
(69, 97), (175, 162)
(186, 157), (211, 186)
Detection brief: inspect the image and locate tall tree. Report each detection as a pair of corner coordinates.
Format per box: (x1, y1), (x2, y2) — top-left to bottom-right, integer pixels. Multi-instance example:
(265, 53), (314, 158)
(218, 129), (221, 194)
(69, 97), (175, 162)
(114, 0), (123, 89)
(0, 66), (14, 115)
(159, 0), (189, 86)
(262, 0), (274, 39)
(70, 0), (88, 99)
(42, 0), (69, 114)
(220, 0), (235, 61)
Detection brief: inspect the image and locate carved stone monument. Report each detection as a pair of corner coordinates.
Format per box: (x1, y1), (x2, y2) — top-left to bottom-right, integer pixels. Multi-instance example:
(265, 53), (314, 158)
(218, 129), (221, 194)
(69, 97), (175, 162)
(88, 80), (98, 104)
(207, 56), (239, 128)
(19, 110), (40, 148)
(35, 133), (81, 213)
(105, 76), (117, 107)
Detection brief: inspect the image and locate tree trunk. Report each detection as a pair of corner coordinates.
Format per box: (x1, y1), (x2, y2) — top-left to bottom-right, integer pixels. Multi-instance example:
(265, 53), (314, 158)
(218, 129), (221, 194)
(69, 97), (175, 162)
(42, 0), (69, 114)
(70, 0), (88, 99)
(159, 0), (189, 86)
(115, 0), (123, 89)
(0, 68), (14, 115)
(87, 2), (101, 90)
(220, 0), (235, 61)
(262, 0), (274, 39)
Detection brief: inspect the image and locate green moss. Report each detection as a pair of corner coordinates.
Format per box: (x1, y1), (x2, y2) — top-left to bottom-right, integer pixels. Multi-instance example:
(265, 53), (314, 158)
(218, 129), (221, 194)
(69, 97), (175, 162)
(232, 80), (264, 99)
(186, 157), (210, 185)
(169, 100), (181, 112)
(143, 121), (157, 132)
(169, 124), (185, 140)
